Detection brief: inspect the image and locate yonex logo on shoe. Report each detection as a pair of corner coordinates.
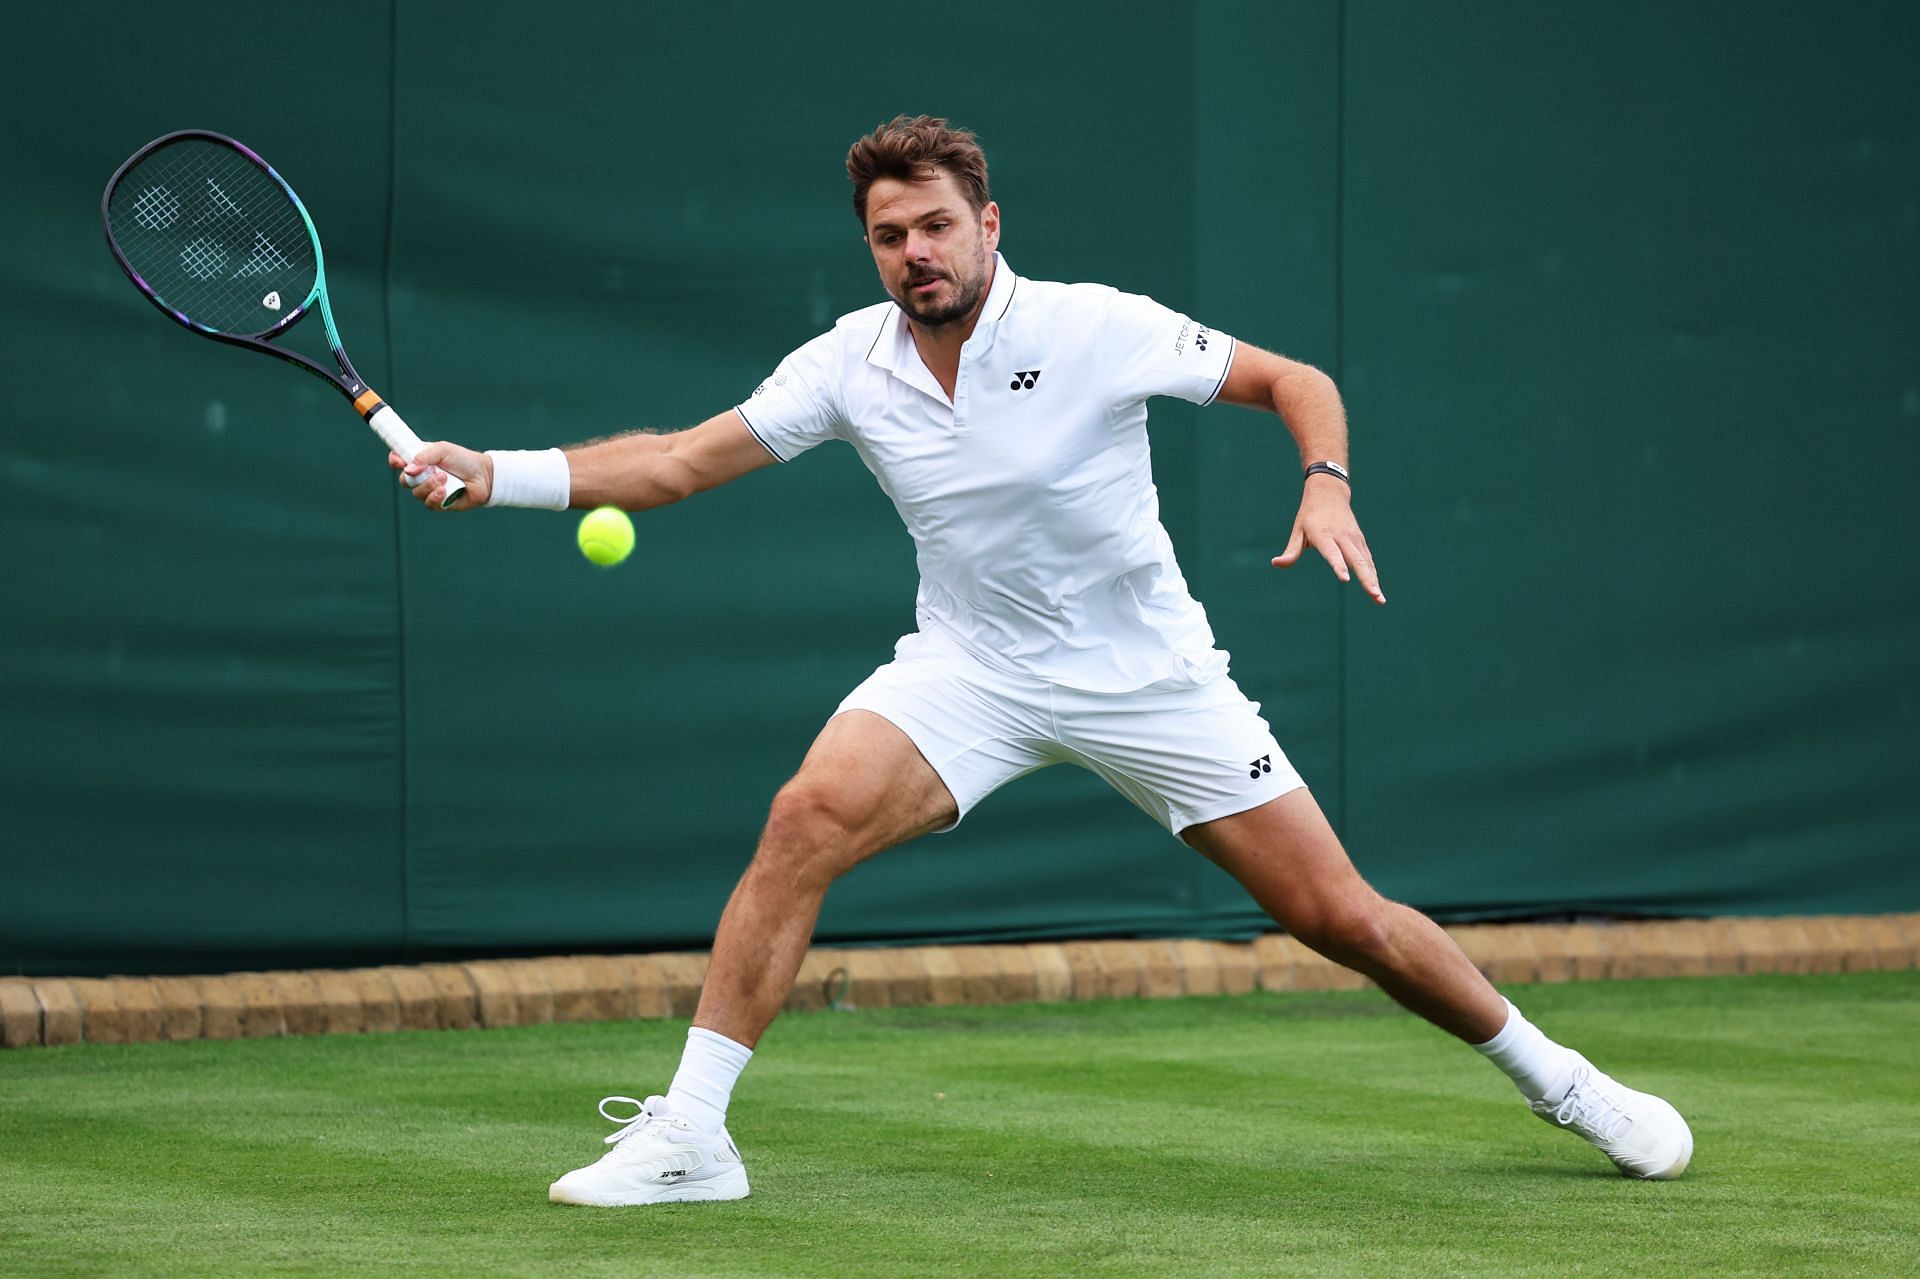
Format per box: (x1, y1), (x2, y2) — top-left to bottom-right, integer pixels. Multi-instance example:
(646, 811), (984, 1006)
(1010, 370), (1041, 390)
(1195, 328), (1210, 351)
(1248, 754), (1272, 779)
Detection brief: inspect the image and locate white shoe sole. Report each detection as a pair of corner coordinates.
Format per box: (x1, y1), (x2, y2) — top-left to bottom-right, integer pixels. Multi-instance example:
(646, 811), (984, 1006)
(548, 1165), (750, 1207)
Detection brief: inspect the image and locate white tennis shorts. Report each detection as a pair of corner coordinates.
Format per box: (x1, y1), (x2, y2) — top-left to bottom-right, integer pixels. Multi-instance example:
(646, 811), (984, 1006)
(835, 633), (1306, 836)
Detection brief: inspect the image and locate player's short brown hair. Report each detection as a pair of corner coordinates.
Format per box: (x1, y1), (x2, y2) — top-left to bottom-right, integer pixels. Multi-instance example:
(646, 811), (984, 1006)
(846, 115), (991, 227)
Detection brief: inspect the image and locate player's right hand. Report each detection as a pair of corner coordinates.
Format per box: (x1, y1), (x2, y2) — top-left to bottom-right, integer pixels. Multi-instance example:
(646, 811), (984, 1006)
(390, 442), (490, 510)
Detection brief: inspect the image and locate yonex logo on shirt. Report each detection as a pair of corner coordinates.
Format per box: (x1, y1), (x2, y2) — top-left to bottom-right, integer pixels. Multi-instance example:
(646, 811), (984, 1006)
(1010, 369), (1041, 390)
(1249, 754), (1272, 779)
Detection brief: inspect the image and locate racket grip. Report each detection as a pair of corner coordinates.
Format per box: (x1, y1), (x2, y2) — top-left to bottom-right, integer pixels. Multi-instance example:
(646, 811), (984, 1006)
(366, 402), (468, 509)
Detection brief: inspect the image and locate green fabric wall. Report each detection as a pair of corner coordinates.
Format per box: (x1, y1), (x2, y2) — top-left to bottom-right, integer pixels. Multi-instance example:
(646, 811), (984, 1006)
(3, 2), (1914, 975)
(1338, 3), (1920, 917)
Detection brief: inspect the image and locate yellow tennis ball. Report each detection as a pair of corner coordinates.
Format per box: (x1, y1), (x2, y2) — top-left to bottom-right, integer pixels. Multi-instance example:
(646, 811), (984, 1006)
(576, 506), (634, 567)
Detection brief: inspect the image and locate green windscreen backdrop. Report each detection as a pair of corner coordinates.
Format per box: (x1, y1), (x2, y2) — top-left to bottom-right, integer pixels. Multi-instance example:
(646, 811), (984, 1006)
(3, 2), (1915, 976)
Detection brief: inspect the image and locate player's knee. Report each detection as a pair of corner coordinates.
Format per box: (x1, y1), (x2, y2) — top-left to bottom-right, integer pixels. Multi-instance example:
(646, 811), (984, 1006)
(755, 780), (866, 880)
(1296, 899), (1395, 967)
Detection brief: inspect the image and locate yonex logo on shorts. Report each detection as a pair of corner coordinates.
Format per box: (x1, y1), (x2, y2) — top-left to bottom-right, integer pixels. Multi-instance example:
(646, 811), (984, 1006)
(1010, 369), (1041, 390)
(1249, 754), (1272, 779)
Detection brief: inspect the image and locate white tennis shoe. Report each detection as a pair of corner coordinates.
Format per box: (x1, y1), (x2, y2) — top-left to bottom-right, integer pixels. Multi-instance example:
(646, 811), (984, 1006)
(548, 1095), (750, 1206)
(1531, 1054), (1693, 1179)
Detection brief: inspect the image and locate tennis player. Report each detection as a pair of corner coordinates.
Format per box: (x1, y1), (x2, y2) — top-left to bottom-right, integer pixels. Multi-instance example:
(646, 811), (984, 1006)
(396, 116), (1692, 1205)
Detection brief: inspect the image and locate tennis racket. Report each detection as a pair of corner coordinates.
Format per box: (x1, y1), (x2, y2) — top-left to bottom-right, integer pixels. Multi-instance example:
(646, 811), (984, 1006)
(101, 129), (465, 507)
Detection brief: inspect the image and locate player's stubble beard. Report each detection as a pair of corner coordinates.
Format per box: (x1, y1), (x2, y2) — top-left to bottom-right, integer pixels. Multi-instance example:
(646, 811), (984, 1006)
(896, 234), (990, 329)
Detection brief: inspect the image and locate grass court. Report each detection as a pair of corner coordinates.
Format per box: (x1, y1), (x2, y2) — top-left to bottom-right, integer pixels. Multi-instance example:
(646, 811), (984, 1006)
(2, 972), (1914, 1277)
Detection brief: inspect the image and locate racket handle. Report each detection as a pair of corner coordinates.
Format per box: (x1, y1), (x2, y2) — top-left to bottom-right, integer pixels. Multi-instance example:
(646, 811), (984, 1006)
(365, 401), (468, 509)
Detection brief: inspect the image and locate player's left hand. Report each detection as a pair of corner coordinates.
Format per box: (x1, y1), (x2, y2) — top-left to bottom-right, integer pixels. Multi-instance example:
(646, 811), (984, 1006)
(1273, 476), (1385, 604)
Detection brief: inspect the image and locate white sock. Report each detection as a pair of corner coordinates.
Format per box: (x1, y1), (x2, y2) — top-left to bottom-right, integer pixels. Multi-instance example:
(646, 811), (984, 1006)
(665, 1027), (754, 1133)
(1472, 999), (1577, 1104)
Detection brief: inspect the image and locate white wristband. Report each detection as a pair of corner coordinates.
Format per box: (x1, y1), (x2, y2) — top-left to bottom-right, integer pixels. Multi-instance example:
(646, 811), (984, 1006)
(484, 448), (571, 510)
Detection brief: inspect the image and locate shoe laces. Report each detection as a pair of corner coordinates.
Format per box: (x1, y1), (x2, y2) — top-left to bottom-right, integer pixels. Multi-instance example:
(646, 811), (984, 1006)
(597, 1094), (682, 1147)
(1553, 1065), (1634, 1142)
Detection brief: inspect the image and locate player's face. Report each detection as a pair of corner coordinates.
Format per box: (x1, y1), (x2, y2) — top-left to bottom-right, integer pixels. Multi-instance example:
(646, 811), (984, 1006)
(864, 172), (1000, 330)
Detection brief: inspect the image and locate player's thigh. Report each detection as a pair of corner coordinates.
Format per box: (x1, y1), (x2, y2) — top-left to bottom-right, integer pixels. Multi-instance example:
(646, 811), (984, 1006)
(773, 709), (960, 857)
(1181, 788), (1381, 927)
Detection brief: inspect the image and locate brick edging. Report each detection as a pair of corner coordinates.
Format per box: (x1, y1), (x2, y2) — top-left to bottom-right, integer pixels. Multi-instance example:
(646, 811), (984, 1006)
(3, 913), (1916, 1049)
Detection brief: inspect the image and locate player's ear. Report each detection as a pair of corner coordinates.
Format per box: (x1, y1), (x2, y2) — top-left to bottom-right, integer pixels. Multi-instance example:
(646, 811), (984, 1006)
(980, 200), (1001, 251)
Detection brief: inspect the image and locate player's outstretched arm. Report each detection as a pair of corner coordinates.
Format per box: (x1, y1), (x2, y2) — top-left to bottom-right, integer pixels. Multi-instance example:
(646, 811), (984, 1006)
(391, 409), (777, 513)
(1216, 343), (1385, 605)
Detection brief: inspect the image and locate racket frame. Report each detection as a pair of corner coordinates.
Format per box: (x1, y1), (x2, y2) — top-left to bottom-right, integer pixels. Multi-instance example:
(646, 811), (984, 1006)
(101, 129), (464, 506)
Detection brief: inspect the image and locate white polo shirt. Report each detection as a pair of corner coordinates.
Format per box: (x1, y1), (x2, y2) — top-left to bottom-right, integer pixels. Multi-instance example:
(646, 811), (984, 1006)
(735, 254), (1239, 694)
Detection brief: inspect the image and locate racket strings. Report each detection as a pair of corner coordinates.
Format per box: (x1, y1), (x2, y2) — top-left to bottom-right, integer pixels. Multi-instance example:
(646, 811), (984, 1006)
(107, 139), (317, 335)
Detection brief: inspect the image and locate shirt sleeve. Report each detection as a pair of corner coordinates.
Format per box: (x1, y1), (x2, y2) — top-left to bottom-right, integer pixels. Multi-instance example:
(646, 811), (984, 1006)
(1102, 289), (1238, 409)
(733, 331), (845, 462)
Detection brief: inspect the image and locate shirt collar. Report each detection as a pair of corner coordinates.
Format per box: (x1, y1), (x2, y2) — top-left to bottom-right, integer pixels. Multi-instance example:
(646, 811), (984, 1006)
(975, 251), (1019, 329)
(868, 252), (1019, 376)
